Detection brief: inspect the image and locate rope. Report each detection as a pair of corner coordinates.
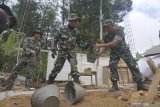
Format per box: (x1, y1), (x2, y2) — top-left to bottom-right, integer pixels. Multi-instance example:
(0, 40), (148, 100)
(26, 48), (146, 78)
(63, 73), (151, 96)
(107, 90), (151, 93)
(18, 1), (26, 29)
(20, 0), (32, 31)
(18, 0), (30, 30)
(18, 0), (32, 31)
(2, 0), (5, 4)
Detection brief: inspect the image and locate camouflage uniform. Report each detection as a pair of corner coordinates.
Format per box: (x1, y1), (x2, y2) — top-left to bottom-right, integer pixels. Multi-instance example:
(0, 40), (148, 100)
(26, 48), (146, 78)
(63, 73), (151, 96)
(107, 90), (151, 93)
(3, 36), (41, 90)
(48, 25), (86, 84)
(103, 28), (142, 82)
(102, 19), (147, 91)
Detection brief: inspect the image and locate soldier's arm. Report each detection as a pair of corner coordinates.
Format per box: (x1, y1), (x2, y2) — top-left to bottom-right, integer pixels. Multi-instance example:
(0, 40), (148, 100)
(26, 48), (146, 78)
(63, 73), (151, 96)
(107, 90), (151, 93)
(24, 37), (41, 52)
(96, 29), (123, 48)
(23, 37), (35, 51)
(51, 32), (61, 50)
(76, 32), (89, 50)
(23, 37), (30, 50)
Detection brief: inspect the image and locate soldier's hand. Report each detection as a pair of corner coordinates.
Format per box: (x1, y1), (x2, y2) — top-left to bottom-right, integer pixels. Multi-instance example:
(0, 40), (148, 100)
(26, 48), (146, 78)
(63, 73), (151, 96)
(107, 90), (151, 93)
(98, 47), (106, 56)
(30, 50), (36, 57)
(35, 47), (40, 52)
(95, 43), (101, 48)
(51, 49), (57, 58)
(23, 48), (29, 51)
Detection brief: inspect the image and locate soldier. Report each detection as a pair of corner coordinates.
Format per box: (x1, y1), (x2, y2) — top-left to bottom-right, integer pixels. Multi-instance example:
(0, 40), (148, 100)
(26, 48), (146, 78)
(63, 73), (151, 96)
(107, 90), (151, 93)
(96, 19), (148, 92)
(47, 13), (87, 84)
(2, 30), (42, 90)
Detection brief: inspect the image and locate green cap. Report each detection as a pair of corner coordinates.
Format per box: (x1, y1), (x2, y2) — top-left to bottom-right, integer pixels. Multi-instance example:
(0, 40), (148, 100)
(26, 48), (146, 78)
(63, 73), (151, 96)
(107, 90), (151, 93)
(68, 13), (80, 21)
(33, 30), (42, 36)
(102, 19), (114, 26)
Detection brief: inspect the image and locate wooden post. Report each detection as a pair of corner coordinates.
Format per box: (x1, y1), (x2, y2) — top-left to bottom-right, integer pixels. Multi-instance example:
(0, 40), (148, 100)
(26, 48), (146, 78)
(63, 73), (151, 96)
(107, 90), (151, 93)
(16, 48), (49, 53)
(146, 64), (160, 104)
(100, 0), (103, 40)
(2, 0), (5, 4)
(147, 57), (157, 74)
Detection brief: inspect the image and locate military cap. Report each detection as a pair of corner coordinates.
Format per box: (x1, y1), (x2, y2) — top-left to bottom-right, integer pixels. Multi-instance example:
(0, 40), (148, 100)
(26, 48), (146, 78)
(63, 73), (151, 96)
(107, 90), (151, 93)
(102, 19), (114, 26)
(33, 30), (42, 36)
(68, 13), (80, 21)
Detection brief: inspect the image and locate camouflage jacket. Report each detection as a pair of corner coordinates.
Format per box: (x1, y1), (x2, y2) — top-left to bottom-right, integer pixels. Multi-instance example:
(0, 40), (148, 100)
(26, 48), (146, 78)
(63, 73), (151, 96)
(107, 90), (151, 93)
(103, 27), (130, 55)
(22, 37), (41, 61)
(52, 25), (86, 58)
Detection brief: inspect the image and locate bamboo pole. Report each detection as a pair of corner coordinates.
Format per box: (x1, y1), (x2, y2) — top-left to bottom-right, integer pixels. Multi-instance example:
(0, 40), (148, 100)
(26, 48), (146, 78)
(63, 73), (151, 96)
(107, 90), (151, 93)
(146, 64), (160, 104)
(147, 57), (157, 74)
(100, 0), (103, 40)
(16, 48), (50, 53)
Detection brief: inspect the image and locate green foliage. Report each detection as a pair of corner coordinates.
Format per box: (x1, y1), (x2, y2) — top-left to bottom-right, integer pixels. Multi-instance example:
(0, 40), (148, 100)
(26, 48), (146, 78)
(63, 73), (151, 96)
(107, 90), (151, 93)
(61, 0), (132, 41)
(3, 31), (25, 56)
(11, 0), (58, 37)
(20, 53), (48, 80)
(36, 53), (48, 79)
(135, 52), (142, 60)
(0, 31), (25, 71)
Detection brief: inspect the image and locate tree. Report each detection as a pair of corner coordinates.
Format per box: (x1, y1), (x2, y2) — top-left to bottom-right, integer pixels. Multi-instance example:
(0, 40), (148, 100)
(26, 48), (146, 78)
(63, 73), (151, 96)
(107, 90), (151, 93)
(0, 31), (25, 71)
(11, 0), (58, 37)
(60, 0), (132, 41)
(0, 1), (58, 80)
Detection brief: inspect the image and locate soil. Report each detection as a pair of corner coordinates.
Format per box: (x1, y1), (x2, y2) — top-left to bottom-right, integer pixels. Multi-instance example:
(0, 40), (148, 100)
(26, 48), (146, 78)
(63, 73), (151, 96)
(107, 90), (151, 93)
(0, 82), (160, 107)
(1, 88), (160, 107)
(0, 91), (127, 107)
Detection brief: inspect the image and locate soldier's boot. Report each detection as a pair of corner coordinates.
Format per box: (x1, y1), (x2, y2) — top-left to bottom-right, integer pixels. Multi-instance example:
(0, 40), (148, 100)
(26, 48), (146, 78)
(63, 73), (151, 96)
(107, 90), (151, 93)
(2, 80), (14, 91)
(2, 79), (15, 91)
(136, 81), (148, 91)
(109, 81), (119, 92)
(47, 74), (57, 84)
(72, 75), (80, 84)
(2, 72), (17, 91)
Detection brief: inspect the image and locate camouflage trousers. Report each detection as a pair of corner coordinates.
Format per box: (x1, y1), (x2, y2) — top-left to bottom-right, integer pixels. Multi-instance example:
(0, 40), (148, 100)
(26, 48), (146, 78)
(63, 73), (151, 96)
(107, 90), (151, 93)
(49, 54), (79, 80)
(3, 57), (38, 90)
(109, 53), (142, 82)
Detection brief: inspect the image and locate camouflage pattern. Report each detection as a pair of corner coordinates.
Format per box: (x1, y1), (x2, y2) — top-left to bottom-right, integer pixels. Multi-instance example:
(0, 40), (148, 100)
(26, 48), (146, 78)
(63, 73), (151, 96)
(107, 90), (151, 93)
(68, 13), (80, 21)
(102, 19), (114, 26)
(49, 25), (86, 81)
(22, 37), (41, 62)
(3, 36), (41, 90)
(103, 27), (142, 82)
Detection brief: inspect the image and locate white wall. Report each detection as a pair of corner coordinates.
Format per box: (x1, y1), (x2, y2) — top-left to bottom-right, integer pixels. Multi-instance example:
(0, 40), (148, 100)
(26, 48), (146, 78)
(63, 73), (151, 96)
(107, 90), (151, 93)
(46, 52), (109, 85)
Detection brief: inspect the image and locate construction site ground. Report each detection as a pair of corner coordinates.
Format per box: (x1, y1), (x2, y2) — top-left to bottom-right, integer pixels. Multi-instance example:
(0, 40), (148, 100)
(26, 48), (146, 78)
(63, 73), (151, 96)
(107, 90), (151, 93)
(0, 84), (160, 107)
(0, 60), (159, 107)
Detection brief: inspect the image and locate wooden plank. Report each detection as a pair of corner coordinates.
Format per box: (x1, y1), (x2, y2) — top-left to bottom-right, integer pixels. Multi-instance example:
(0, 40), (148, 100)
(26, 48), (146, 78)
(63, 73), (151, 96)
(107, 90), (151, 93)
(146, 64), (160, 104)
(102, 66), (111, 87)
(147, 57), (157, 74)
(16, 48), (50, 53)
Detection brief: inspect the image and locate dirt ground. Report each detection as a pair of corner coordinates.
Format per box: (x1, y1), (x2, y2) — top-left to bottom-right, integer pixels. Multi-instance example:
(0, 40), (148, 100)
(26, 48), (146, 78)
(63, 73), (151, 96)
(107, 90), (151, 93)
(0, 90), (128, 107)
(0, 87), (160, 107)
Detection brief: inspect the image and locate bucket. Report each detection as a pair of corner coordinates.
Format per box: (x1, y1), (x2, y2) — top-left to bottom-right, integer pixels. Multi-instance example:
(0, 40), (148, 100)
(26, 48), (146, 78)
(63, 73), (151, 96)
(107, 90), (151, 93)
(64, 81), (86, 104)
(87, 53), (97, 63)
(31, 85), (60, 107)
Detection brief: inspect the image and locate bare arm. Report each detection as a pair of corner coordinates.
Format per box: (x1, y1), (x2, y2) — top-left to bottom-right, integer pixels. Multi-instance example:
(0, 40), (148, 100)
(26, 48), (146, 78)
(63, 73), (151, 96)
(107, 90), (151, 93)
(96, 39), (120, 48)
(98, 47), (106, 55)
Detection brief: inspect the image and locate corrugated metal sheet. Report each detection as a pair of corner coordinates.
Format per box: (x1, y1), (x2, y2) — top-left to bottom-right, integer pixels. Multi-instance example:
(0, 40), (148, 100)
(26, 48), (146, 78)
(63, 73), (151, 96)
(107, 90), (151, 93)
(143, 45), (160, 57)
